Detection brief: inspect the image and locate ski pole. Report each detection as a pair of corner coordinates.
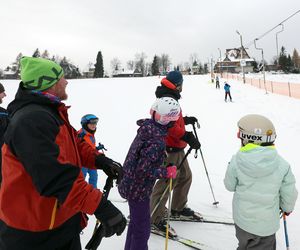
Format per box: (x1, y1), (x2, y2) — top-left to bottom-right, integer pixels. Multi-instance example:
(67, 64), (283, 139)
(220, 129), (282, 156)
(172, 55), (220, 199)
(165, 177), (173, 250)
(283, 213), (290, 250)
(192, 124), (219, 207)
(151, 147), (192, 218)
(85, 177), (114, 250)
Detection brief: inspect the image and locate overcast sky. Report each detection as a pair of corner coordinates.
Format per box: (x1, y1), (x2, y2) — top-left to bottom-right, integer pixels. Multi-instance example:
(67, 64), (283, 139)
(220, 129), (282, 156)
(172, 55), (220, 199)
(1, 0), (299, 72)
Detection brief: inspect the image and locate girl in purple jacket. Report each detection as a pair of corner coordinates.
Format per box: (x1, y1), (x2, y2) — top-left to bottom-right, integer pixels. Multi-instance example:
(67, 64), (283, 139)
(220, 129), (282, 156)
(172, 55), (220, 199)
(118, 97), (180, 250)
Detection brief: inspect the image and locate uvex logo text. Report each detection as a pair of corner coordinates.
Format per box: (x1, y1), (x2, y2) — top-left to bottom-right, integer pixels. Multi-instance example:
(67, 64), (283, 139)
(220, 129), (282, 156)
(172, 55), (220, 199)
(241, 134), (262, 141)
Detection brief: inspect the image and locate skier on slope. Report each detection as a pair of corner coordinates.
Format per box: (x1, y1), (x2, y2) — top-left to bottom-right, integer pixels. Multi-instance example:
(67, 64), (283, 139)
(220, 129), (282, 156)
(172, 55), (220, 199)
(150, 71), (201, 237)
(0, 57), (126, 250)
(215, 75), (220, 89)
(78, 114), (102, 188)
(118, 97), (180, 250)
(224, 82), (232, 102)
(224, 114), (298, 250)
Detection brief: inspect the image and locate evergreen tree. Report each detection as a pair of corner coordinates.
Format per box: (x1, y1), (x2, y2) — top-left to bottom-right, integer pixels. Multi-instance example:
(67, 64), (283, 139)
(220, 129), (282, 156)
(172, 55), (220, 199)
(204, 63), (208, 74)
(94, 51), (104, 78)
(151, 55), (160, 75)
(292, 48), (300, 69)
(32, 48), (41, 58)
(278, 46), (289, 72)
(198, 62), (203, 74)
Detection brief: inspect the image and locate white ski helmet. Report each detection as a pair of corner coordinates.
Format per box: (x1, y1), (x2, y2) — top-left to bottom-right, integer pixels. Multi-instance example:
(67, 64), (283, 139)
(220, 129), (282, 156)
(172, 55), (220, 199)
(150, 97), (181, 125)
(237, 114), (276, 145)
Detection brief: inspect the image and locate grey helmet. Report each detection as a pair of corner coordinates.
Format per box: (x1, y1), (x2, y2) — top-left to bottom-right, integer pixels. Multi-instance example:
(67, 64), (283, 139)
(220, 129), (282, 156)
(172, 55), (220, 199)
(237, 114), (276, 145)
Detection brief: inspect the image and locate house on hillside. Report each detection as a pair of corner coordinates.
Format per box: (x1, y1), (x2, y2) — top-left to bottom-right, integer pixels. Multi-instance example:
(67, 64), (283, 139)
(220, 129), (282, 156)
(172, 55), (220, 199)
(215, 47), (254, 73)
(82, 66), (95, 78)
(112, 69), (142, 77)
(2, 66), (19, 79)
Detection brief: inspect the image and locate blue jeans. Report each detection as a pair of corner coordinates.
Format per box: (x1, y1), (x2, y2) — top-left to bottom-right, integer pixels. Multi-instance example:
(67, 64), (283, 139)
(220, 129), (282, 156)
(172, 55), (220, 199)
(125, 199), (150, 250)
(81, 167), (98, 188)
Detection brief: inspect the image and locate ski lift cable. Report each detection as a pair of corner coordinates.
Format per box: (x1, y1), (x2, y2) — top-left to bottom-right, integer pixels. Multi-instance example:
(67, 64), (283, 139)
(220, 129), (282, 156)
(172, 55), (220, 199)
(244, 10), (300, 48)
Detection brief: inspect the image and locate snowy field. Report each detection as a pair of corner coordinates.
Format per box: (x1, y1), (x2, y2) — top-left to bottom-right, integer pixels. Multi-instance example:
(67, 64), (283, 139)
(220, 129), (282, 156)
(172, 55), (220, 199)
(1, 75), (300, 249)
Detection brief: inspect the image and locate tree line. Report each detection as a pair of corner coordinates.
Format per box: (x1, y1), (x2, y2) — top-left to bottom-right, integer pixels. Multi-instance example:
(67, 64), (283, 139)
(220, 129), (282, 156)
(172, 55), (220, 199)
(1, 46), (299, 80)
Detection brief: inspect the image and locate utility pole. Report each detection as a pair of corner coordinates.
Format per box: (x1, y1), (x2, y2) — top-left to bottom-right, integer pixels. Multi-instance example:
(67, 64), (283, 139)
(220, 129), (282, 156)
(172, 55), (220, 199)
(218, 48), (222, 77)
(236, 30), (246, 84)
(254, 38), (268, 94)
(276, 24), (284, 69)
(210, 57), (214, 82)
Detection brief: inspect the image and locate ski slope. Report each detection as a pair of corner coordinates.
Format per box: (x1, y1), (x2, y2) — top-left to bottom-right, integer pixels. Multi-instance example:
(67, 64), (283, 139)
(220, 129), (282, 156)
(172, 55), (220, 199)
(2, 75), (300, 249)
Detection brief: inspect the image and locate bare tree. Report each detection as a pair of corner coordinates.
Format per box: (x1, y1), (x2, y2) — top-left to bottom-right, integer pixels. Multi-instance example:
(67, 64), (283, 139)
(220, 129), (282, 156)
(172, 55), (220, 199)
(126, 60), (135, 70)
(110, 57), (121, 74)
(41, 50), (50, 59)
(161, 53), (171, 73)
(189, 53), (199, 66)
(134, 52), (147, 76)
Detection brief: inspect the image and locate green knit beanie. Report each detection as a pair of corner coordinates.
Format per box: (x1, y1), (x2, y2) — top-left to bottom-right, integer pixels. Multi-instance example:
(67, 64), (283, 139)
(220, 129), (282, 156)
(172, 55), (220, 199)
(20, 56), (64, 91)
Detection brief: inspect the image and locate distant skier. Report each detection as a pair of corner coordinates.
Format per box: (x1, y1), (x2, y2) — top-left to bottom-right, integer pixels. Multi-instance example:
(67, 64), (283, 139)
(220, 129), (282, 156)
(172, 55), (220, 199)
(215, 75), (220, 89)
(224, 82), (232, 102)
(78, 114), (102, 188)
(118, 97), (180, 250)
(224, 114), (298, 250)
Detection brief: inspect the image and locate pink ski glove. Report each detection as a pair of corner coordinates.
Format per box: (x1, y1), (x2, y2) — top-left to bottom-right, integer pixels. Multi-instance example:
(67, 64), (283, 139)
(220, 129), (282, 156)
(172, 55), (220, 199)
(166, 165), (177, 179)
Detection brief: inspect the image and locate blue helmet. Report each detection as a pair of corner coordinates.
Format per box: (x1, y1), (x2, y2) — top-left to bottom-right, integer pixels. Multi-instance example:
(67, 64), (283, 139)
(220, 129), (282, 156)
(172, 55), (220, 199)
(81, 114), (99, 126)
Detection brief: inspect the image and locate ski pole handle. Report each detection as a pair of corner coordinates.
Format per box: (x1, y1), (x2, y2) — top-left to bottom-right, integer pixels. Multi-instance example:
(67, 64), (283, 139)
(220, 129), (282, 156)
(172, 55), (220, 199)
(192, 124), (200, 158)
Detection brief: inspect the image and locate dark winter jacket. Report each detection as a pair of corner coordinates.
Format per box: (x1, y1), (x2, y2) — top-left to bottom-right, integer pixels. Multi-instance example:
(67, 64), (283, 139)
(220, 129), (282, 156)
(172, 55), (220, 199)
(118, 119), (168, 201)
(0, 84), (102, 250)
(155, 86), (187, 151)
(0, 106), (8, 185)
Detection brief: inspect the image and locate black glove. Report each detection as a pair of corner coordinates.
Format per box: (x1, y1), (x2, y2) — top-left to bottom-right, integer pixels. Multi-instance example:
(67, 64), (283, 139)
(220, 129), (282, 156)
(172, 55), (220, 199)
(183, 116), (198, 125)
(181, 131), (201, 149)
(94, 199), (127, 237)
(95, 154), (123, 184)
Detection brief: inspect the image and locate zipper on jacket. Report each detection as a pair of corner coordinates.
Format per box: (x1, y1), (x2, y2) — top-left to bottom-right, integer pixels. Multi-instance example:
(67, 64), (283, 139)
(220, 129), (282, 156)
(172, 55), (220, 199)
(49, 199), (58, 229)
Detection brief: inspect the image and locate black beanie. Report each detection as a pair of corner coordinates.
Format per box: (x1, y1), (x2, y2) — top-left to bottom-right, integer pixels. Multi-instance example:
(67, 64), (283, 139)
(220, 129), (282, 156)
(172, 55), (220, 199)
(0, 83), (5, 93)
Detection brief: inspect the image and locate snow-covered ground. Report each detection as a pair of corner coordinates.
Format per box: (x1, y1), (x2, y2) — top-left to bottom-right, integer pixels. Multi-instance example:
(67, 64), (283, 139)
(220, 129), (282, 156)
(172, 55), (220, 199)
(2, 75), (300, 249)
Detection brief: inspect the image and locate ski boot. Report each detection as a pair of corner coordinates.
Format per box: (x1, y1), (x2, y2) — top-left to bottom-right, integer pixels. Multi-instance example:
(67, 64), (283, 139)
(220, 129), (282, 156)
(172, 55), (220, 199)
(151, 219), (177, 239)
(171, 206), (203, 222)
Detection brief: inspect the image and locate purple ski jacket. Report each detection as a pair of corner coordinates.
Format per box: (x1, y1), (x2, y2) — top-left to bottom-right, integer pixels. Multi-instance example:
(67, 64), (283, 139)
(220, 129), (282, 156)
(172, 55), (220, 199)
(118, 119), (168, 201)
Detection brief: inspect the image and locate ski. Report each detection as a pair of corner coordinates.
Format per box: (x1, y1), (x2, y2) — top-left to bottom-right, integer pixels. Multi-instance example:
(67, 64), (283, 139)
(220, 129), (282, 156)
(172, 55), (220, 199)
(169, 216), (234, 226)
(151, 228), (210, 250)
(167, 211), (234, 226)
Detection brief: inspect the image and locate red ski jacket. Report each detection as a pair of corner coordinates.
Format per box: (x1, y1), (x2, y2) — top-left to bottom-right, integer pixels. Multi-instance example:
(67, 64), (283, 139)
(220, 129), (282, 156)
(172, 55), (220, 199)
(0, 85), (102, 249)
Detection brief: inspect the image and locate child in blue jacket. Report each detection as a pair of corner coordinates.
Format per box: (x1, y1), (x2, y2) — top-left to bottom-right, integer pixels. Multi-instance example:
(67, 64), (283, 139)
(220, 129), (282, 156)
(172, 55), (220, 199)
(224, 114), (297, 250)
(118, 97), (180, 250)
(224, 82), (232, 102)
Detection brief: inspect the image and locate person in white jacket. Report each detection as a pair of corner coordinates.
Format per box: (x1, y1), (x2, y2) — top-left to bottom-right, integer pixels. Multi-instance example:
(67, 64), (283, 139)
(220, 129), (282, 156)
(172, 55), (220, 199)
(224, 114), (298, 250)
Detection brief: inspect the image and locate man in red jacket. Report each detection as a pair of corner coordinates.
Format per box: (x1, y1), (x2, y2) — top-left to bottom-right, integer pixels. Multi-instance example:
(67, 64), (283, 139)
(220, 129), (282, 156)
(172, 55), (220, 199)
(0, 57), (126, 250)
(150, 71), (201, 237)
